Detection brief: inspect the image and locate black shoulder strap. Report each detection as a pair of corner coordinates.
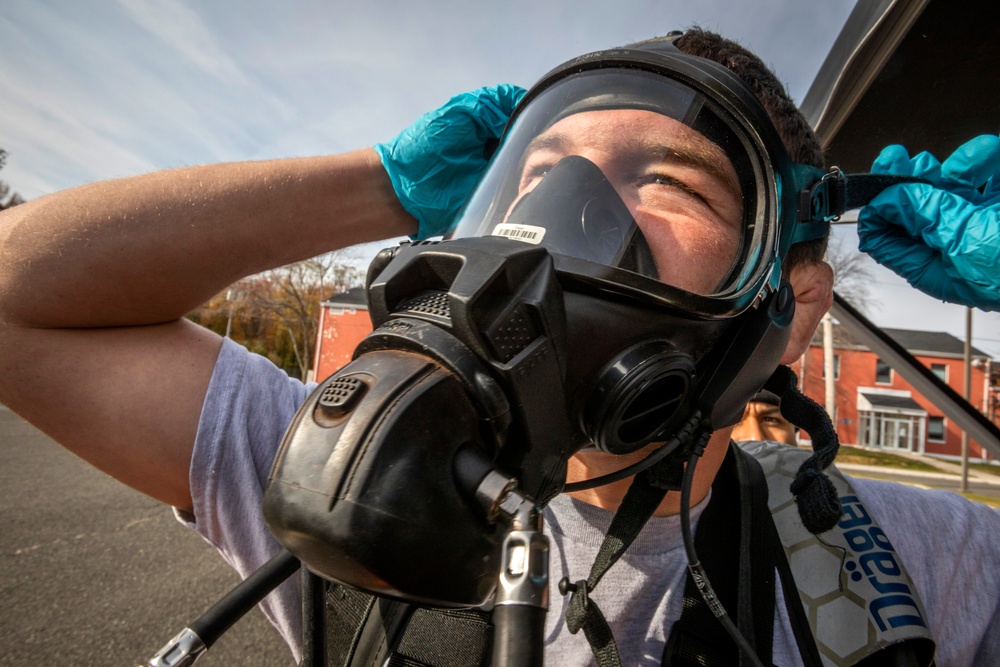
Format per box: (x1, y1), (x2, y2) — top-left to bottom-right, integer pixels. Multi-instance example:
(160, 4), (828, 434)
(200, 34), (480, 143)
(664, 444), (778, 667)
(301, 572), (494, 667)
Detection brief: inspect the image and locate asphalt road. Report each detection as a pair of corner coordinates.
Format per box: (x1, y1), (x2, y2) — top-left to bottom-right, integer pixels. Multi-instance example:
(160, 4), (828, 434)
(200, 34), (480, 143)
(0, 405), (295, 666)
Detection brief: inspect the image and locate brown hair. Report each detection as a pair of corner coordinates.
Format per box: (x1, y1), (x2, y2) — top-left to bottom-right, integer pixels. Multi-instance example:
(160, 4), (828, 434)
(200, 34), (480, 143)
(673, 28), (828, 268)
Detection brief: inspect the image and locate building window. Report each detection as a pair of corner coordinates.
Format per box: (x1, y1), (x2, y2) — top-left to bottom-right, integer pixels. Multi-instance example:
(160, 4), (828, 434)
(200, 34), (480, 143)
(927, 416), (946, 442)
(875, 358), (892, 385)
(821, 354), (841, 380)
(930, 363), (948, 382)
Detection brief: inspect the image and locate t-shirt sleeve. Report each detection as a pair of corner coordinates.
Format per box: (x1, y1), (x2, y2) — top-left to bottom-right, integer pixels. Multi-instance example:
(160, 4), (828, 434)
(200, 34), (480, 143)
(175, 337), (315, 661)
(852, 477), (1000, 666)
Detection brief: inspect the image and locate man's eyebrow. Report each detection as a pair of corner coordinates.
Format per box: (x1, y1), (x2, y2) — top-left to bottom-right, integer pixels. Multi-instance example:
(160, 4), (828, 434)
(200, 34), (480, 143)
(515, 133), (570, 181)
(519, 127), (742, 204)
(631, 136), (742, 203)
(522, 132), (570, 158)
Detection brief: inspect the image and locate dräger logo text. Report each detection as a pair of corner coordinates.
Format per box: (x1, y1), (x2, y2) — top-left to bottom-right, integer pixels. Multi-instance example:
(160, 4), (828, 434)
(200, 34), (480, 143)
(838, 495), (928, 632)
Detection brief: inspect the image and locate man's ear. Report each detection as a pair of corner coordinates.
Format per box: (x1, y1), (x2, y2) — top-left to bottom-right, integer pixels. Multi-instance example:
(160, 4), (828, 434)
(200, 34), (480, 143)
(781, 260), (833, 365)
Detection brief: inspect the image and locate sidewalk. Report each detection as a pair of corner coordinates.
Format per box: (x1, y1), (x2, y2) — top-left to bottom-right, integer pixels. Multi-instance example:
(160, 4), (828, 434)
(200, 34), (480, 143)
(835, 462), (1000, 486)
(890, 448), (1000, 485)
(838, 448), (1000, 486)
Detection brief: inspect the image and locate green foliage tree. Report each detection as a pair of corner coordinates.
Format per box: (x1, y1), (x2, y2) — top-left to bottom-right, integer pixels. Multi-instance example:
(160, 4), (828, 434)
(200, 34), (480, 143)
(0, 149), (26, 210)
(188, 252), (364, 379)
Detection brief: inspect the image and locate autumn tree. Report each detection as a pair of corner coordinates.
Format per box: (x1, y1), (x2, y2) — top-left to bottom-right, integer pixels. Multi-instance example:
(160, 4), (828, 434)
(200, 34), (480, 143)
(189, 252), (364, 378)
(0, 149), (26, 210)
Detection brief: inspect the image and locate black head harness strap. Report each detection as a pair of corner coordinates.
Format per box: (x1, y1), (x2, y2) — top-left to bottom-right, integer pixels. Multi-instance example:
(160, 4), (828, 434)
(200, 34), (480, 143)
(763, 365), (842, 533)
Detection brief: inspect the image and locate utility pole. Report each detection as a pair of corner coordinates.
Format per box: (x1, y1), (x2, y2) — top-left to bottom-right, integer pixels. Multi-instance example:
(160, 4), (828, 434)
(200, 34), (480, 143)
(224, 289), (235, 339)
(961, 307), (972, 492)
(823, 312), (836, 423)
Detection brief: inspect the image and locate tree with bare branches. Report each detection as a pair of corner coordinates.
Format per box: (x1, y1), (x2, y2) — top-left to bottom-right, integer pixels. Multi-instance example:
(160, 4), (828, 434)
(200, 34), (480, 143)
(189, 252), (364, 378)
(814, 230), (879, 415)
(826, 232), (876, 313)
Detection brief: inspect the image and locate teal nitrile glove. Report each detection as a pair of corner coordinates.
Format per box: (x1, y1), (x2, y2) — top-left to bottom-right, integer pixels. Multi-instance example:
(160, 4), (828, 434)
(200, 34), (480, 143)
(858, 135), (1000, 311)
(374, 84), (527, 240)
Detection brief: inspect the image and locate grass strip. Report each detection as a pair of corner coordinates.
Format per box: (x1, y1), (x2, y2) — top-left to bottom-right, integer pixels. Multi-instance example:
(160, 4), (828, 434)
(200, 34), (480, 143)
(835, 445), (954, 474)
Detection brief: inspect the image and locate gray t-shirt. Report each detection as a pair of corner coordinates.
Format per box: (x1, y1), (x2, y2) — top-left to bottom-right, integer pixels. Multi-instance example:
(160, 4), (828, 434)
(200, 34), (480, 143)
(180, 339), (1000, 665)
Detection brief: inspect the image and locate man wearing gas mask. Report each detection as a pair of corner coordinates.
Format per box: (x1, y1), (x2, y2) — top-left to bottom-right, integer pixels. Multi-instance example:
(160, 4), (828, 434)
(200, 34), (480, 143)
(1, 28), (999, 667)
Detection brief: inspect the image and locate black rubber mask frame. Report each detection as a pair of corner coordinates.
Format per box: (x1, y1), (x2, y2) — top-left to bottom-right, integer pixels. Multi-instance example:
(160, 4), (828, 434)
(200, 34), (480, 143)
(451, 39), (797, 319)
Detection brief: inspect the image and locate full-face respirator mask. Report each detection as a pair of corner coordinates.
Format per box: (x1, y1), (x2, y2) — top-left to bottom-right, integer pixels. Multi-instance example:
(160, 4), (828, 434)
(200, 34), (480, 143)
(262, 37), (833, 613)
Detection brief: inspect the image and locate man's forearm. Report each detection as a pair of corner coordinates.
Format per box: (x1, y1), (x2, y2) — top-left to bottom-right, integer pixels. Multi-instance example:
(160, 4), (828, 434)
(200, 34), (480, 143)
(0, 148), (416, 329)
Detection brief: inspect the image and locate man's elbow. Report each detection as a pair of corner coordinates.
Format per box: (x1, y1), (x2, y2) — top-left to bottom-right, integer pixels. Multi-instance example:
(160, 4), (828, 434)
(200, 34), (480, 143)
(0, 205), (38, 327)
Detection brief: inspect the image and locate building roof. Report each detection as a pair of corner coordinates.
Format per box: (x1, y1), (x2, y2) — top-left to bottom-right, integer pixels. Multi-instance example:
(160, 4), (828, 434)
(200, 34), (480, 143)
(859, 392), (926, 413)
(803, 0), (1000, 174)
(812, 323), (989, 360)
(322, 286), (368, 309)
(810, 320), (865, 349)
(880, 328), (988, 359)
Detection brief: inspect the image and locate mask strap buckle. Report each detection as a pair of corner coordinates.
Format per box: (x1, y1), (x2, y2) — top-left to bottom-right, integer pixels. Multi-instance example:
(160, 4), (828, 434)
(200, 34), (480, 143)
(791, 166), (931, 246)
(798, 166), (844, 224)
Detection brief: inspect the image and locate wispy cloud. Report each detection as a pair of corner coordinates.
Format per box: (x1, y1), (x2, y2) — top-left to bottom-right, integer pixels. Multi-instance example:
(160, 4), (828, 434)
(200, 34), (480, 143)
(1, 0), (857, 197)
(114, 0), (251, 86)
(0, 66), (157, 196)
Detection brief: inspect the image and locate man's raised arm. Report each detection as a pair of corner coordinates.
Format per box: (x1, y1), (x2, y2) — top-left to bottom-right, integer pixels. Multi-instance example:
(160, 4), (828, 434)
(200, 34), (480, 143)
(0, 149), (415, 511)
(0, 150), (413, 329)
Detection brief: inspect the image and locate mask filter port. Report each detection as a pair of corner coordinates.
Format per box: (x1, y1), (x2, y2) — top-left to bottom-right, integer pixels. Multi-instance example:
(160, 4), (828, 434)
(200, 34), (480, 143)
(583, 342), (695, 454)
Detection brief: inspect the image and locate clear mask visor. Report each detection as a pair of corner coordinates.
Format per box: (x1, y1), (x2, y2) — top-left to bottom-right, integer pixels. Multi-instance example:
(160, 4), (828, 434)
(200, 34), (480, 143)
(450, 69), (770, 298)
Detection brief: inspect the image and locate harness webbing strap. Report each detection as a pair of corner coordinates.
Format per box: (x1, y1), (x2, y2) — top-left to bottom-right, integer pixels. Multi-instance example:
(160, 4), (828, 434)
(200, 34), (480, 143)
(664, 445), (777, 666)
(769, 519), (825, 667)
(831, 173), (930, 217)
(392, 608), (494, 667)
(735, 446), (777, 665)
(563, 469), (670, 667)
(301, 575), (493, 667)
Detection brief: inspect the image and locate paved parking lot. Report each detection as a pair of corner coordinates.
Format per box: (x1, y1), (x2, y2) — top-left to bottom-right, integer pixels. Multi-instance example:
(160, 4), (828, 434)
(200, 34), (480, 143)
(0, 405), (294, 666)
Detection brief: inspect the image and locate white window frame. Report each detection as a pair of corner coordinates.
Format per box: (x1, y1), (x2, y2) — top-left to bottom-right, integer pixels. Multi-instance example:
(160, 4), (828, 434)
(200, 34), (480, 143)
(875, 358), (893, 385)
(822, 354), (841, 381)
(927, 416), (947, 443)
(929, 363), (948, 383)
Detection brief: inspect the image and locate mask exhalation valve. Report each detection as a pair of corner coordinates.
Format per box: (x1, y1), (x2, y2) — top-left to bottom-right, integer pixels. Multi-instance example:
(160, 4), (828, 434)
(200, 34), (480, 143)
(583, 342), (695, 454)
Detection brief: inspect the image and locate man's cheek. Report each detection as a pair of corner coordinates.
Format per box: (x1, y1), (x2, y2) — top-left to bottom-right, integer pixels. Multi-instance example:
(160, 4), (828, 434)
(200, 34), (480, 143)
(675, 235), (737, 292)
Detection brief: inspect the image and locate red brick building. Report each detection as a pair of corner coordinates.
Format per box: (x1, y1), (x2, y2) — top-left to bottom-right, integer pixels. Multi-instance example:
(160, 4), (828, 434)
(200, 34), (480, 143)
(792, 326), (997, 462)
(312, 287), (373, 383)
(312, 295), (999, 463)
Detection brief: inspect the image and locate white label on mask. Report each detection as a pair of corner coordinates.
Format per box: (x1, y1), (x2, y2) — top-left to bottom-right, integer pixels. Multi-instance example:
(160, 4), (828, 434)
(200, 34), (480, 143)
(492, 223), (545, 245)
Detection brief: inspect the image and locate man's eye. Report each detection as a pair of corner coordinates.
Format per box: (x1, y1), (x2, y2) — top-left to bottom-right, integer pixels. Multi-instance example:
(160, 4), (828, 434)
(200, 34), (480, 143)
(647, 173), (701, 199)
(522, 160), (555, 180)
(519, 162), (556, 192)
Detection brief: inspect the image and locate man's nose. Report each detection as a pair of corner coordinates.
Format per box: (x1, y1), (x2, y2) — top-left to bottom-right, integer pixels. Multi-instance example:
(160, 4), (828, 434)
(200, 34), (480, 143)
(732, 415), (764, 442)
(574, 152), (635, 209)
(577, 152), (614, 180)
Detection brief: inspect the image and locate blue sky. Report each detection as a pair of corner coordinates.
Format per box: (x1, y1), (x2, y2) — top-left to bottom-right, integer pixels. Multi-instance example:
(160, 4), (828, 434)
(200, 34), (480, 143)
(2, 0), (998, 356)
